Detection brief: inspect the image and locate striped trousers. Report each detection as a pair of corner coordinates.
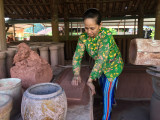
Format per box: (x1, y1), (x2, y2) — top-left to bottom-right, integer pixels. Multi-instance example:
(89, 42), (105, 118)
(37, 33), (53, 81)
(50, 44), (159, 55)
(99, 74), (118, 120)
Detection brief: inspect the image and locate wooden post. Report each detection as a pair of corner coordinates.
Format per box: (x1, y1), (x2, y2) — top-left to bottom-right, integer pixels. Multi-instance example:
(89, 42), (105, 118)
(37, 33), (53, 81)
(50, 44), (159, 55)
(155, 0), (160, 40)
(0, 0), (7, 51)
(138, 1), (144, 38)
(124, 19), (125, 35)
(33, 25), (34, 36)
(64, 6), (70, 59)
(80, 23), (82, 33)
(118, 25), (119, 35)
(134, 19), (136, 35)
(71, 21), (72, 36)
(77, 22), (78, 35)
(13, 24), (16, 41)
(51, 0), (59, 42)
(138, 16), (143, 38)
(64, 13), (69, 40)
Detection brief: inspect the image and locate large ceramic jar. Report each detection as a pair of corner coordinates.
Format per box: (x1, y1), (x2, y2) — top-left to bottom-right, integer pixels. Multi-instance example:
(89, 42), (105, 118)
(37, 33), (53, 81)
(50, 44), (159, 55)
(21, 83), (67, 120)
(0, 78), (22, 117)
(0, 94), (13, 120)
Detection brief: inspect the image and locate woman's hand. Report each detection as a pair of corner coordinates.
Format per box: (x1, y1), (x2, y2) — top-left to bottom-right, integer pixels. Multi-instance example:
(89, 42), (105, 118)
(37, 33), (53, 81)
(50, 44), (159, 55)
(71, 75), (81, 86)
(87, 78), (96, 95)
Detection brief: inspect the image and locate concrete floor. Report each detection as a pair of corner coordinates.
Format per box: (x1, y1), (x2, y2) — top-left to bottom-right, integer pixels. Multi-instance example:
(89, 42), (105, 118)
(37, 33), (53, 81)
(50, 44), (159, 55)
(93, 97), (150, 120)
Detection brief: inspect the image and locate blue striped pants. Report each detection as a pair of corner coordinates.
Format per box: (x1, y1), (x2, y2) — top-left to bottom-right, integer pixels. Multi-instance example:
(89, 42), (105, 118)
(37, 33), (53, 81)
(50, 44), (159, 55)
(99, 74), (118, 120)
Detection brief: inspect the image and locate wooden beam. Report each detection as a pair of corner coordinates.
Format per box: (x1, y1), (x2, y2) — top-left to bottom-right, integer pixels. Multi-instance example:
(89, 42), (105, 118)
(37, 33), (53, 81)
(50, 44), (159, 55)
(4, 3), (50, 6)
(155, 0), (160, 40)
(5, 6), (13, 14)
(0, 0), (7, 50)
(10, 0), (23, 15)
(22, 0), (33, 19)
(51, 0), (59, 42)
(62, 0), (131, 4)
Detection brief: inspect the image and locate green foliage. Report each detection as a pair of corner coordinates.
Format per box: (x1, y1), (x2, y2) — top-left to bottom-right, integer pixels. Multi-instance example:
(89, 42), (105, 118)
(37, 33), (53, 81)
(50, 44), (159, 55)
(47, 31), (52, 36)
(109, 28), (117, 35)
(149, 26), (155, 39)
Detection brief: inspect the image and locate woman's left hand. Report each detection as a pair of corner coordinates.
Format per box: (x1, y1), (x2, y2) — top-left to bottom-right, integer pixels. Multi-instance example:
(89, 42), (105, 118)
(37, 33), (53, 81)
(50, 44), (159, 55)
(87, 78), (96, 95)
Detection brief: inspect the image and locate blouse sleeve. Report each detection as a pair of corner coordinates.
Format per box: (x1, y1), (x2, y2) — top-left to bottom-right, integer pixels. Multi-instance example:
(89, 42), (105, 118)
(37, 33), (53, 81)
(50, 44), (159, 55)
(89, 33), (112, 80)
(72, 37), (85, 76)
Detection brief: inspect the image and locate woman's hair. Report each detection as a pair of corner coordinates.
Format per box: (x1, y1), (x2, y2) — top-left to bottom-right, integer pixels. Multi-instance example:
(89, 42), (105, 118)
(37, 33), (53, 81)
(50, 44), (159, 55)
(83, 8), (101, 25)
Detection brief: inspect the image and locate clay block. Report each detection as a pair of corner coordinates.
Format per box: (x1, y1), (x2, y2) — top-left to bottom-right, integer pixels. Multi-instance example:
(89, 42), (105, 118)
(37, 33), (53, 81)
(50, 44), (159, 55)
(10, 43), (53, 89)
(56, 67), (90, 106)
(129, 39), (160, 65)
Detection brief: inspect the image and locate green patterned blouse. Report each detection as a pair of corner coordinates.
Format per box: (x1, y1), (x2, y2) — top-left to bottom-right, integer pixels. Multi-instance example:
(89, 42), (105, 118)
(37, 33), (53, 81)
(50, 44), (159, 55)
(72, 27), (124, 81)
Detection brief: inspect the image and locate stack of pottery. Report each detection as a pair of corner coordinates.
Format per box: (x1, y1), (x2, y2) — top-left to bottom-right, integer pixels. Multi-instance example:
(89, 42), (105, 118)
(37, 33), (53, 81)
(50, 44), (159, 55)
(0, 78), (22, 117)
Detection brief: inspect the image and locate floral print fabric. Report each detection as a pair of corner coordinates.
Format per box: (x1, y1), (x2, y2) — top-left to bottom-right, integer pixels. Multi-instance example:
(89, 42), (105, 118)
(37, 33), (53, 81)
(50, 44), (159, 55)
(72, 27), (124, 81)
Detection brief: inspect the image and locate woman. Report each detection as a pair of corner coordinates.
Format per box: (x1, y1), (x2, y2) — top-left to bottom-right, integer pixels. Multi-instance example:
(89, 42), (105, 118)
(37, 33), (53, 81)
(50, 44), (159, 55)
(71, 8), (124, 120)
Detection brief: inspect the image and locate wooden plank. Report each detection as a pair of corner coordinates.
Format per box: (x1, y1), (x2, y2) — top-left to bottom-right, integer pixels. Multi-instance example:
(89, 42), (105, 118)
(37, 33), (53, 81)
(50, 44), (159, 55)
(114, 1), (120, 12)
(118, 1), (123, 12)
(10, 0), (23, 15)
(4, 6), (13, 15)
(127, 0), (133, 11)
(64, 0), (132, 4)
(4, 7), (10, 15)
(112, 2), (116, 12)
(101, 2), (105, 14)
(134, 0), (140, 11)
(36, 0), (45, 15)
(130, 0), (137, 11)
(109, 2), (113, 14)
(148, 0), (156, 10)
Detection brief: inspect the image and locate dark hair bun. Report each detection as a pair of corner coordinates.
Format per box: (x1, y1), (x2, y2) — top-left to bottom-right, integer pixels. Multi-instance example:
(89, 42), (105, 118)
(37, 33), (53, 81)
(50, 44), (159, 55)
(83, 8), (101, 25)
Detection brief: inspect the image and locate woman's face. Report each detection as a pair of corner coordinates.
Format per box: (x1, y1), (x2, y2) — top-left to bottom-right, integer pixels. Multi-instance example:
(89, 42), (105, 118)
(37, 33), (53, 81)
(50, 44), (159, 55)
(84, 18), (102, 38)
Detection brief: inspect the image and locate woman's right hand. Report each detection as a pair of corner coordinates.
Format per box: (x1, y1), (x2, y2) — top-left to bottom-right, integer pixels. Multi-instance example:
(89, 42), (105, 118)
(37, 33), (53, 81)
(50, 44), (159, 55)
(71, 75), (81, 86)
